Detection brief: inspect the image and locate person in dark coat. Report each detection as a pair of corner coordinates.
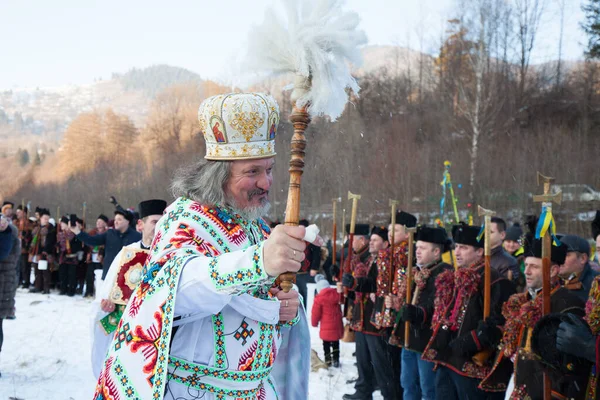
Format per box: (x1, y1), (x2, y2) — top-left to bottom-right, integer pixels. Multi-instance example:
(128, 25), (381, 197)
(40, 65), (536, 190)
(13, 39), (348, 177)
(57, 216), (85, 296)
(312, 274), (343, 367)
(29, 209), (56, 294)
(422, 223), (516, 400)
(480, 239), (585, 398)
(70, 207), (141, 280)
(559, 234), (599, 302)
(0, 214), (20, 377)
(341, 224), (402, 400)
(489, 217), (520, 283)
(387, 226), (453, 400)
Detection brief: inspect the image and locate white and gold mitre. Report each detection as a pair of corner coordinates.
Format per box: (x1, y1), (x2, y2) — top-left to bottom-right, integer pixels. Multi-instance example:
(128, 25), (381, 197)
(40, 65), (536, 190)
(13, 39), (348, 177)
(198, 92), (280, 160)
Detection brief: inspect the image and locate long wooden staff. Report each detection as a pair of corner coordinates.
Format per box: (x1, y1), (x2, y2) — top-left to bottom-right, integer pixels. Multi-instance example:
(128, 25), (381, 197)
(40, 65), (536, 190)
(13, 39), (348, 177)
(339, 207), (347, 304)
(19, 199), (26, 233)
(56, 206), (61, 235)
(82, 202), (87, 228)
(343, 192), (361, 299)
(472, 205), (495, 366)
(387, 200), (399, 296)
(332, 197), (339, 280)
(381, 200), (398, 323)
(404, 226), (417, 347)
(533, 172), (562, 400)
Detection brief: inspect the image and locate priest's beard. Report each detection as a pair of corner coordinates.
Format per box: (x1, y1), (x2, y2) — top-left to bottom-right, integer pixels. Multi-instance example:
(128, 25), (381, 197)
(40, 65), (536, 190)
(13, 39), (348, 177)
(226, 190), (271, 221)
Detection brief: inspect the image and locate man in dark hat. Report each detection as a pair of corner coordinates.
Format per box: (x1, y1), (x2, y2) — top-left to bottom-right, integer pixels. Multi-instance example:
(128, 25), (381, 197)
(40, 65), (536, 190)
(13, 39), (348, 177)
(538, 273), (600, 399)
(16, 205), (33, 288)
(29, 208), (56, 294)
(372, 210), (417, 329)
(422, 223), (516, 400)
(559, 234), (599, 301)
(91, 199), (167, 378)
(489, 217), (519, 282)
(57, 216), (84, 296)
(70, 204), (141, 280)
(386, 225), (453, 400)
(503, 223), (526, 291)
(83, 214), (110, 298)
(480, 239), (585, 398)
(341, 224), (402, 400)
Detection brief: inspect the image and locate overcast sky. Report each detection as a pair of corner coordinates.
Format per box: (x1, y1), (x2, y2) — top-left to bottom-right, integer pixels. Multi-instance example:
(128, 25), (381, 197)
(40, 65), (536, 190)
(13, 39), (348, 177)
(0, 0), (587, 89)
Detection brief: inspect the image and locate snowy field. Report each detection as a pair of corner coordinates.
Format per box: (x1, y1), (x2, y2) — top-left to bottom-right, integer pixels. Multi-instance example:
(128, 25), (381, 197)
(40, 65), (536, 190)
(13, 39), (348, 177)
(0, 286), (384, 400)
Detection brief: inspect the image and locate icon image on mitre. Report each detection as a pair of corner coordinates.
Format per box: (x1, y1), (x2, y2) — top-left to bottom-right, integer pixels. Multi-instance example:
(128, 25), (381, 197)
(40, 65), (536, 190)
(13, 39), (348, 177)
(198, 92), (280, 160)
(108, 247), (150, 305)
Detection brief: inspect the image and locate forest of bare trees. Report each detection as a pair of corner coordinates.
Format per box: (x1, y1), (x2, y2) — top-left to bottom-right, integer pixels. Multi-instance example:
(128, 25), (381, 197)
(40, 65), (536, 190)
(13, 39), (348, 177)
(8, 0), (600, 238)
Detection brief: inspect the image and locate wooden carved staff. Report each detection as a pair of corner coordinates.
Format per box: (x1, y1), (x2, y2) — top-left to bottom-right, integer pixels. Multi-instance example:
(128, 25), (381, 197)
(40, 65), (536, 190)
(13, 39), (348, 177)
(244, 0), (367, 293)
(343, 192), (361, 298)
(404, 226), (417, 347)
(533, 172), (562, 400)
(381, 200), (399, 322)
(339, 207), (347, 305)
(280, 76), (311, 293)
(472, 205), (495, 366)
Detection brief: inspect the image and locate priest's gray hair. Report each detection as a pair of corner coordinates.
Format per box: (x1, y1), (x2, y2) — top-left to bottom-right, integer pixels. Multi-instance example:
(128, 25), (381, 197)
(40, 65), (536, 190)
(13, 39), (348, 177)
(171, 158), (231, 207)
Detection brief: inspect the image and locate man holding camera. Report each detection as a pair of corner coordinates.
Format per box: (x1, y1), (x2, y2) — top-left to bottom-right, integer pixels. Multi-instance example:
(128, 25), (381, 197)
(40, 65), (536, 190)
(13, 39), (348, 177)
(69, 202), (141, 280)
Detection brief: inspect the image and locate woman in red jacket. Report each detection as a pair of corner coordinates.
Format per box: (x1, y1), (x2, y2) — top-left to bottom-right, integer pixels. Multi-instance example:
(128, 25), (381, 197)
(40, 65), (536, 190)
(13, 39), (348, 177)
(311, 274), (344, 367)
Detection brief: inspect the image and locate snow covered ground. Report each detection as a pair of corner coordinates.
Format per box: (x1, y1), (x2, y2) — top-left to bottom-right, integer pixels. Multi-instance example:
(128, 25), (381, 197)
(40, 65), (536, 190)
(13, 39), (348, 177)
(0, 287), (384, 400)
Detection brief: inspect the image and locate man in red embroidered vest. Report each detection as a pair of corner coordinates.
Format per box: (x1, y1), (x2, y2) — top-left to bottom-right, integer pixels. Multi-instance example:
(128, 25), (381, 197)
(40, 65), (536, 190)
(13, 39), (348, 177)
(387, 225), (453, 400)
(480, 238), (585, 398)
(422, 223), (516, 400)
(371, 211), (416, 329)
(341, 225), (402, 400)
(533, 274), (600, 399)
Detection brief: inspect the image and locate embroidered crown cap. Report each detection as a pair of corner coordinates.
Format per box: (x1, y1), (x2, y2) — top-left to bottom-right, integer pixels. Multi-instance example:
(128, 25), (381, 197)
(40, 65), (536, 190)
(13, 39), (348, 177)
(198, 92), (280, 160)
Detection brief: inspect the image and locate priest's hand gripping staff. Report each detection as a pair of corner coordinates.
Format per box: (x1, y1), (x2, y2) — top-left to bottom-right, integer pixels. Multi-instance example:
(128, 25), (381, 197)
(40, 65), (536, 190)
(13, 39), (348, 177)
(533, 172), (562, 400)
(404, 226), (417, 347)
(472, 205), (495, 367)
(244, 0), (367, 292)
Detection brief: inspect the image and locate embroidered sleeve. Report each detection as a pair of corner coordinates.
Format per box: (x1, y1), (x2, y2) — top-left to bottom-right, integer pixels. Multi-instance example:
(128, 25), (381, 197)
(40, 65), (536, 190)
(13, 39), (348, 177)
(182, 241), (274, 296)
(278, 311), (301, 328)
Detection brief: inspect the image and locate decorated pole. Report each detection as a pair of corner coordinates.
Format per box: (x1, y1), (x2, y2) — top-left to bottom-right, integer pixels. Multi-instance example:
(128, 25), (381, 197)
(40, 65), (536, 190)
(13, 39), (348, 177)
(244, 0), (367, 293)
(404, 226), (417, 347)
(472, 205), (496, 366)
(339, 207), (347, 304)
(440, 161), (460, 225)
(533, 172), (562, 400)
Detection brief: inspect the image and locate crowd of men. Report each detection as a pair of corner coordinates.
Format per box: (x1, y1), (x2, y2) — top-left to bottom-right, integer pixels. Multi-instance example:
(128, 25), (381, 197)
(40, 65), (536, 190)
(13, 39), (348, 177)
(3, 199), (143, 298)
(2, 93), (600, 400)
(318, 209), (600, 400)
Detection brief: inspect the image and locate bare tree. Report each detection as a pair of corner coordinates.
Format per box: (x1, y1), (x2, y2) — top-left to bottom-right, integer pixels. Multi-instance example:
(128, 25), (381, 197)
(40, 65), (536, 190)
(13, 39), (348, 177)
(514, 0), (546, 104)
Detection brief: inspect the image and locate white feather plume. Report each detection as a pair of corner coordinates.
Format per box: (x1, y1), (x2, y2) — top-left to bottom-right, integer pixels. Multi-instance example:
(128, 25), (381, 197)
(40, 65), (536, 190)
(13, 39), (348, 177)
(245, 0), (367, 121)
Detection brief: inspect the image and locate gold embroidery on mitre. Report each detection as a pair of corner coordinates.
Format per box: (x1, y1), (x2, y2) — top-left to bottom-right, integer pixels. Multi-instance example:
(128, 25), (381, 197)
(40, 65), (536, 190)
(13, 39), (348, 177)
(229, 96), (266, 142)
